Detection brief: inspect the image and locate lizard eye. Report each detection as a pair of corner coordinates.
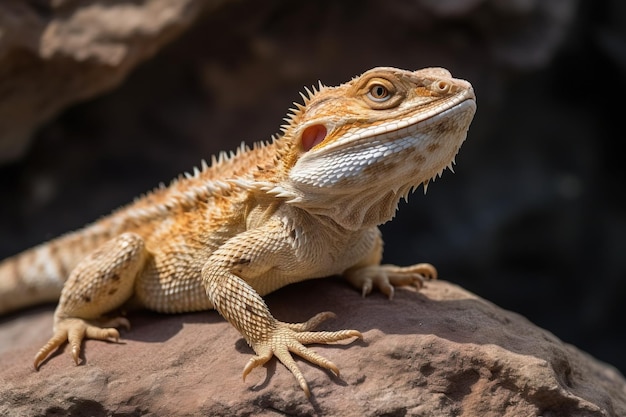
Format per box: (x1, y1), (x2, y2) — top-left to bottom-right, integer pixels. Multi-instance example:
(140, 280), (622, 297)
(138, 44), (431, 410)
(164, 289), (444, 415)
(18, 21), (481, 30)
(367, 84), (391, 102)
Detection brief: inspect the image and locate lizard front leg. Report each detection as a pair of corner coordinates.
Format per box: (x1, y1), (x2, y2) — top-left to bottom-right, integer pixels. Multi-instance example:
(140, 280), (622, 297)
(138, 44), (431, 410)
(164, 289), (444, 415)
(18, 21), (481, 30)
(34, 233), (148, 369)
(201, 223), (362, 397)
(344, 230), (437, 298)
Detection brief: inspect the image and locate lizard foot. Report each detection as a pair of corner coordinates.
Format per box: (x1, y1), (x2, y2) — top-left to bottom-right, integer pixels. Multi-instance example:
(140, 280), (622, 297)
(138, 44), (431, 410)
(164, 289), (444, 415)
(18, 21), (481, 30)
(242, 312), (362, 397)
(34, 316), (130, 370)
(346, 262), (437, 299)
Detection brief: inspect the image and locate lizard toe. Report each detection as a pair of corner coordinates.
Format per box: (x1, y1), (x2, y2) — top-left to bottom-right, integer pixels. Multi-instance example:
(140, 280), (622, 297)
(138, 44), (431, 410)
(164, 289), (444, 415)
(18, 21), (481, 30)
(347, 263), (438, 299)
(246, 316), (362, 397)
(34, 330), (69, 370)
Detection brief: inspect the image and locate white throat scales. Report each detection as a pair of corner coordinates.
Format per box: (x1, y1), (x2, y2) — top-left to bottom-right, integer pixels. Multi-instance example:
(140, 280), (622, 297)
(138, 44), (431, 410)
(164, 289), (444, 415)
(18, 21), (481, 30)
(273, 98), (476, 231)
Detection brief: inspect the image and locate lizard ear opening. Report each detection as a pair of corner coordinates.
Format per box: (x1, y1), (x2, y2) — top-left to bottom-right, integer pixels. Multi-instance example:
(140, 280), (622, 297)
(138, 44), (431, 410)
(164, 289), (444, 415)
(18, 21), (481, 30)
(301, 124), (327, 152)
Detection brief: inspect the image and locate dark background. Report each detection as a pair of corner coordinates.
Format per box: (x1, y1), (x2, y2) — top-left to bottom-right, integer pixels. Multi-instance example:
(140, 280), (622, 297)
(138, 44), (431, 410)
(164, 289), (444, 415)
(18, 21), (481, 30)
(1, 0), (625, 375)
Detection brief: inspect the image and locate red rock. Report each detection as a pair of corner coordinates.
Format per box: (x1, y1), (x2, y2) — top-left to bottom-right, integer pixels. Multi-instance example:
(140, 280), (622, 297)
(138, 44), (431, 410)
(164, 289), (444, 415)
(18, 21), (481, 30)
(0, 0), (219, 162)
(1, 279), (624, 416)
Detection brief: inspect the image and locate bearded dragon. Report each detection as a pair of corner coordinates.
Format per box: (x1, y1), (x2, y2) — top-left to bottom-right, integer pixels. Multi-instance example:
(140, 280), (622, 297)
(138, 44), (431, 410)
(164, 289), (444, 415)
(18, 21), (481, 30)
(0, 66), (476, 397)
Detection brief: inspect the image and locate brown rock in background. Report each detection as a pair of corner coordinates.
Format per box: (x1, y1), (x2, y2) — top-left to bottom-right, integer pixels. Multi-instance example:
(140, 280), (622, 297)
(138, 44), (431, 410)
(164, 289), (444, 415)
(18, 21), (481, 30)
(0, 0), (575, 163)
(0, 0), (225, 162)
(1, 280), (624, 416)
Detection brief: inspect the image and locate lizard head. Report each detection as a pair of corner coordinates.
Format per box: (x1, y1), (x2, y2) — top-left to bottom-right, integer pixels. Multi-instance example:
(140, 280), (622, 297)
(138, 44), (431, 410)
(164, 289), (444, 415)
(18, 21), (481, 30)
(267, 67), (476, 230)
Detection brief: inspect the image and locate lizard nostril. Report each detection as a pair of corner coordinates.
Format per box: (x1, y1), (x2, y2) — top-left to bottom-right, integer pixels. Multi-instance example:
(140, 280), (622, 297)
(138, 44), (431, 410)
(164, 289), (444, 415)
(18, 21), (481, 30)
(434, 80), (450, 93)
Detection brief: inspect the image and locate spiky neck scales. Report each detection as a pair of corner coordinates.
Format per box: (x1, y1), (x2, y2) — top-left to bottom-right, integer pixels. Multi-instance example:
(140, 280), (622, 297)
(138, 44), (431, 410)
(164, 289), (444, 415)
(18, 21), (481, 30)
(104, 67), (475, 236)
(117, 66), (476, 233)
(254, 67), (476, 231)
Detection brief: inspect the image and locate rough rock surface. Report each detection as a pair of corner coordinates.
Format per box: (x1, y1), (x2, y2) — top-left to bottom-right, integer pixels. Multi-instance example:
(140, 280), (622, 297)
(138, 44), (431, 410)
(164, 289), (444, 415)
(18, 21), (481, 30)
(0, 0), (224, 162)
(1, 280), (624, 416)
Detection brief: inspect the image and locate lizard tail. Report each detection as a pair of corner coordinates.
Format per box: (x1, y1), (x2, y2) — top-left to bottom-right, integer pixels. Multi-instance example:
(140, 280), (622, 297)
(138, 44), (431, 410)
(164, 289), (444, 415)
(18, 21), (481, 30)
(0, 230), (105, 315)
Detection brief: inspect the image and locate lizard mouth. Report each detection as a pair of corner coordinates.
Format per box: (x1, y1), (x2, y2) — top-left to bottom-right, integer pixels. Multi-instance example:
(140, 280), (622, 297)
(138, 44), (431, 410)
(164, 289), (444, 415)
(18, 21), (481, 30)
(282, 93), (476, 230)
(290, 92), (476, 193)
(319, 87), (475, 155)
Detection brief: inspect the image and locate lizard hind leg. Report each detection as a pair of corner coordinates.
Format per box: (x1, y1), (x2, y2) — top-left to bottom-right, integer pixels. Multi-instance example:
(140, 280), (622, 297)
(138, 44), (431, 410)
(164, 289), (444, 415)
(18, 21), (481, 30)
(34, 232), (148, 370)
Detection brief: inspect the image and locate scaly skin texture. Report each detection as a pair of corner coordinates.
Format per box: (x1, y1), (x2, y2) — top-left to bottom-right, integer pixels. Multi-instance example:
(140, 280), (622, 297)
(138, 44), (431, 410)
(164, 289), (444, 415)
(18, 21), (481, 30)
(0, 67), (476, 397)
